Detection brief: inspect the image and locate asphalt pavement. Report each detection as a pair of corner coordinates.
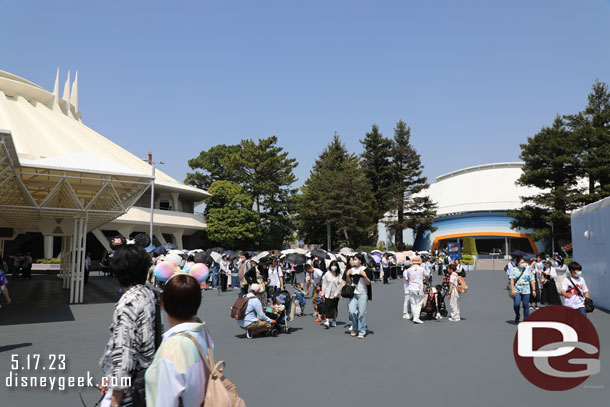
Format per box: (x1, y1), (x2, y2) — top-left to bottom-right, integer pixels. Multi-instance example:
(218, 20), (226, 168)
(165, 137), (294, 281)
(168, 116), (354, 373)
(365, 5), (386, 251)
(1, 270), (609, 406)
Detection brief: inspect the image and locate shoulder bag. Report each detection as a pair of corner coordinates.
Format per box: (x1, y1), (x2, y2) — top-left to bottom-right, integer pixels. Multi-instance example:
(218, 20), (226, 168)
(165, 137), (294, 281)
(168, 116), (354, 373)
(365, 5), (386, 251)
(567, 277), (594, 313)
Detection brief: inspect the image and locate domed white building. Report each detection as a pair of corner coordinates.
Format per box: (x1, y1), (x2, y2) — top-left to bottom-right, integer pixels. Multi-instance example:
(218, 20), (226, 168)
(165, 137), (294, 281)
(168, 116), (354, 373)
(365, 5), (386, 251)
(378, 162), (541, 255)
(0, 69), (209, 259)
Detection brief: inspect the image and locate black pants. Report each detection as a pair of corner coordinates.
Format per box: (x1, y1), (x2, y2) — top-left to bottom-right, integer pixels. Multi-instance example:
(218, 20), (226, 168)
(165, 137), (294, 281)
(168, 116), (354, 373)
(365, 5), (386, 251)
(383, 267), (390, 284)
(324, 298), (339, 320)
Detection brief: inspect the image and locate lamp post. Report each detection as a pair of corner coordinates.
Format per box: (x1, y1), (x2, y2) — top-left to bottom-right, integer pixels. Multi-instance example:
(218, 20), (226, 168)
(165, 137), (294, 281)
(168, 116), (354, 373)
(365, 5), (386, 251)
(144, 154), (164, 242)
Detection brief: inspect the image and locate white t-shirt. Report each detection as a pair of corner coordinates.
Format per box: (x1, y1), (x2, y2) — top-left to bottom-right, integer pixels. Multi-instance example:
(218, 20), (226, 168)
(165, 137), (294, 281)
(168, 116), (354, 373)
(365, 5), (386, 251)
(562, 276), (589, 309)
(449, 273), (458, 289)
(347, 266), (368, 295)
(306, 268), (323, 286)
(268, 266), (283, 287)
(404, 265), (425, 293)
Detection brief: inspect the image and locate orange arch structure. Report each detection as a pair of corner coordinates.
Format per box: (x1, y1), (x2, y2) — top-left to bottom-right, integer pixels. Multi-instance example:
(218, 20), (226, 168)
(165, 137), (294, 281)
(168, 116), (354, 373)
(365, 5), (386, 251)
(431, 232), (538, 254)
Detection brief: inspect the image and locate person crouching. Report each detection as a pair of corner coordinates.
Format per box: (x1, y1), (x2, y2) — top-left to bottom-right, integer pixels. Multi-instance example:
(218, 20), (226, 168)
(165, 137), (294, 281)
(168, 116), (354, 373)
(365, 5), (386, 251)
(237, 284), (276, 338)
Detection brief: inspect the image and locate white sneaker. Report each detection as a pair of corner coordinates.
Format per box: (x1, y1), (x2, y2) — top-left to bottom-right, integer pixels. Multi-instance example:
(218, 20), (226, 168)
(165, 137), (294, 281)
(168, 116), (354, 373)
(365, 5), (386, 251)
(323, 320), (330, 328)
(347, 325), (353, 331)
(402, 313), (411, 320)
(413, 319), (423, 324)
(330, 321), (337, 327)
(448, 317), (461, 322)
(435, 313), (442, 320)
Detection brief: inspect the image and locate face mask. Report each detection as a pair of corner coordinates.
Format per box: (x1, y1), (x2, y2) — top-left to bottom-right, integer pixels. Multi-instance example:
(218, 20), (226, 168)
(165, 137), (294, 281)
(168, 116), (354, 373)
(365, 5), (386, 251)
(351, 260), (359, 267)
(519, 264), (526, 270)
(330, 266), (338, 272)
(575, 271), (582, 277)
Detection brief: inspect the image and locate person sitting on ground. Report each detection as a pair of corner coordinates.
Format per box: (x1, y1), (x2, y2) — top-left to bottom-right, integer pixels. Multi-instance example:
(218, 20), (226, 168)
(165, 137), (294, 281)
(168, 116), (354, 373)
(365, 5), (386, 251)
(145, 273), (213, 407)
(237, 284), (276, 338)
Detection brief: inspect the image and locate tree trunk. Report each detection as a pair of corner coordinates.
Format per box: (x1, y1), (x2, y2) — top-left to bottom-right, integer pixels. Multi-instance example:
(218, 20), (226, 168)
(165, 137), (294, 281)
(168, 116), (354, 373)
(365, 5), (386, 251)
(395, 184), (404, 247)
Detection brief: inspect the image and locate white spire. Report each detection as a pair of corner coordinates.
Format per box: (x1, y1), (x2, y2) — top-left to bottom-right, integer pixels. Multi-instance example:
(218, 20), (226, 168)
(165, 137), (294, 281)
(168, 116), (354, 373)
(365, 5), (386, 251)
(62, 70), (71, 103)
(52, 68), (60, 110)
(53, 68), (60, 98)
(70, 71), (79, 112)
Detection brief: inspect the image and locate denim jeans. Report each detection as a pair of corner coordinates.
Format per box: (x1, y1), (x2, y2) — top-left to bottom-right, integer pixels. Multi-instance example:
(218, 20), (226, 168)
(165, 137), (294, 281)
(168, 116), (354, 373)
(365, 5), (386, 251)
(231, 274), (239, 288)
(348, 293), (368, 335)
(576, 307), (586, 317)
(513, 292), (530, 318)
(211, 263), (220, 288)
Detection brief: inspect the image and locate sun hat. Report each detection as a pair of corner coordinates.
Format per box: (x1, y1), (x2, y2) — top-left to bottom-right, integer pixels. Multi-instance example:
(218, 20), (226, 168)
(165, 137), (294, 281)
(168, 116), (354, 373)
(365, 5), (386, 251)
(276, 294), (286, 304)
(411, 256), (422, 264)
(249, 283), (264, 294)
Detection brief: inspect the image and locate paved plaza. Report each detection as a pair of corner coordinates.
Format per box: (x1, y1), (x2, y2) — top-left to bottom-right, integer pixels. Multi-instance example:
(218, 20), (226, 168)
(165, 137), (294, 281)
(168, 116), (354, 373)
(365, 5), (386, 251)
(1, 270), (609, 407)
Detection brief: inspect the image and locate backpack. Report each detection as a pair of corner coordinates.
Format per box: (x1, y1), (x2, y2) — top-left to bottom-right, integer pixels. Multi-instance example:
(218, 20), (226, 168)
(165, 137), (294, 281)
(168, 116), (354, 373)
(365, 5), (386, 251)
(230, 297), (252, 320)
(457, 276), (468, 294)
(177, 333), (246, 407)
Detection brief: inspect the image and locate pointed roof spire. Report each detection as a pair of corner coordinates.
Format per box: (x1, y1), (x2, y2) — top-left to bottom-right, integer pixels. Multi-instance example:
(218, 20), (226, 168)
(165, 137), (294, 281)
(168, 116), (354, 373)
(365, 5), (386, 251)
(63, 70), (71, 103)
(70, 71), (79, 112)
(53, 68), (60, 98)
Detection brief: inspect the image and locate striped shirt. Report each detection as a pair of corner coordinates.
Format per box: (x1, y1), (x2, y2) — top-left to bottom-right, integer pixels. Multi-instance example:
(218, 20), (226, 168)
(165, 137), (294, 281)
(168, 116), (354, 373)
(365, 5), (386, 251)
(99, 284), (156, 405)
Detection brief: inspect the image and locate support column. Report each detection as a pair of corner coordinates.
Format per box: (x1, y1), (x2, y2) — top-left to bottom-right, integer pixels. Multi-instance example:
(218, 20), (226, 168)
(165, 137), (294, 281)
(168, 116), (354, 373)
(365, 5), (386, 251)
(44, 236), (54, 259)
(154, 229), (167, 246)
(171, 192), (180, 212)
(117, 226), (133, 240)
(172, 230), (184, 250)
(92, 228), (112, 252)
(69, 218), (88, 304)
(505, 236), (509, 258)
(0, 240), (4, 259)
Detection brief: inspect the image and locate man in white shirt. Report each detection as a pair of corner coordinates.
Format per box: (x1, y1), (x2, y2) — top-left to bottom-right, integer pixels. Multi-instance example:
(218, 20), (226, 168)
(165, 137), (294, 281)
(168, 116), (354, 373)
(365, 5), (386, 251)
(560, 262), (591, 317)
(219, 254), (231, 288)
(403, 256), (425, 324)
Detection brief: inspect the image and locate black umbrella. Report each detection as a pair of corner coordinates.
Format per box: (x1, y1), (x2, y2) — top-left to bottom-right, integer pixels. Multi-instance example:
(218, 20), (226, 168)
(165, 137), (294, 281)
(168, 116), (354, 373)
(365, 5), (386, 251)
(229, 250), (243, 260)
(152, 246), (167, 255)
(193, 252), (208, 264)
(362, 253), (376, 268)
(284, 253), (307, 265)
(511, 250), (528, 258)
(311, 248), (330, 259)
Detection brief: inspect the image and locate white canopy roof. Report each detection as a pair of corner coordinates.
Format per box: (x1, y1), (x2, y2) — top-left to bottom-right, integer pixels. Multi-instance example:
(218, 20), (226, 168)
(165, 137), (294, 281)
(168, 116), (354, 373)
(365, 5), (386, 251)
(0, 70), (208, 201)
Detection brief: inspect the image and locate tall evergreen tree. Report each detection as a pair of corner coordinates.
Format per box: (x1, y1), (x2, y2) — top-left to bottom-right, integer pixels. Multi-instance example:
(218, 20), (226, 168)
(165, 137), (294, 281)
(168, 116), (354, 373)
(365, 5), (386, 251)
(360, 124), (395, 223)
(508, 116), (582, 246)
(184, 144), (242, 190)
(388, 120), (435, 248)
(296, 133), (376, 249)
(228, 136), (298, 248)
(564, 79), (610, 202)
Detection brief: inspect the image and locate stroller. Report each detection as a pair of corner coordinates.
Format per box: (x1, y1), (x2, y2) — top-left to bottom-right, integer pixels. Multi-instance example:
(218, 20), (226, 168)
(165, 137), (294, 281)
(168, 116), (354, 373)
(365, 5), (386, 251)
(264, 290), (294, 336)
(420, 284), (448, 320)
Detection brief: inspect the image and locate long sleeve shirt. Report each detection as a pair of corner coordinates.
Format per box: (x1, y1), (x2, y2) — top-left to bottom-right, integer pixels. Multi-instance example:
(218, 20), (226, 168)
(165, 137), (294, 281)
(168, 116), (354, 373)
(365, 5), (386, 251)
(236, 293), (272, 328)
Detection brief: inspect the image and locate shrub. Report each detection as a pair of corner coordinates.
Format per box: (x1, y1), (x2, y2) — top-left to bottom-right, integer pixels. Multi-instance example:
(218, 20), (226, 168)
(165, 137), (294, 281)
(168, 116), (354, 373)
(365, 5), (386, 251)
(460, 255), (475, 265)
(35, 258), (61, 264)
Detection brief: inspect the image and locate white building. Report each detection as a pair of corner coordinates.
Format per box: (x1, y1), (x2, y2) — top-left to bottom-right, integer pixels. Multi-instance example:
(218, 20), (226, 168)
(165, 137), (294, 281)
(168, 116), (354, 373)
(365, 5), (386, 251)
(378, 162), (541, 254)
(0, 69), (208, 259)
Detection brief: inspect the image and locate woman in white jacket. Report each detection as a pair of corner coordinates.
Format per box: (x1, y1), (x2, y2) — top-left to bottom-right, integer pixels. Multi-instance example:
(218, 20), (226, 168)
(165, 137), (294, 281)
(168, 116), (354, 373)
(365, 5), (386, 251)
(321, 260), (345, 328)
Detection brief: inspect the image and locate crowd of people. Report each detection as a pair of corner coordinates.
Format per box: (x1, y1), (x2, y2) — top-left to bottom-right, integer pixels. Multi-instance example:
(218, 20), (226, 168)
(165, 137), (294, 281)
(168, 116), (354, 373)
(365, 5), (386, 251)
(0, 233), (597, 406)
(507, 253), (593, 322)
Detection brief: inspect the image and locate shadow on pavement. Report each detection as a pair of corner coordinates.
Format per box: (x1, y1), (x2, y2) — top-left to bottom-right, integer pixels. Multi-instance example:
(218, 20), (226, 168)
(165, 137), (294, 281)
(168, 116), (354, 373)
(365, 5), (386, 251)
(0, 342), (33, 353)
(0, 273), (120, 326)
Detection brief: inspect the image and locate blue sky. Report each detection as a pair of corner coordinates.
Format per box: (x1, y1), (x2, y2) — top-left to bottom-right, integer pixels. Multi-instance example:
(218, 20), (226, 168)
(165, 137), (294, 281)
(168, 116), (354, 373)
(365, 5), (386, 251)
(1, 0), (609, 187)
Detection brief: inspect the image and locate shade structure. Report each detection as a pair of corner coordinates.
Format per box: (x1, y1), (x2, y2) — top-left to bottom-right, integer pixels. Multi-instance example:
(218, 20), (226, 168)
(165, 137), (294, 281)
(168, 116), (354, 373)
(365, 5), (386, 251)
(0, 131), (152, 303)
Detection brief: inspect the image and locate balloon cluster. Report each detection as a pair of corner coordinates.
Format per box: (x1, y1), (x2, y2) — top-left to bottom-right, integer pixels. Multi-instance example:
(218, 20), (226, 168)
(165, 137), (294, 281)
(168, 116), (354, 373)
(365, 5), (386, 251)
(154, 260), (209, 283)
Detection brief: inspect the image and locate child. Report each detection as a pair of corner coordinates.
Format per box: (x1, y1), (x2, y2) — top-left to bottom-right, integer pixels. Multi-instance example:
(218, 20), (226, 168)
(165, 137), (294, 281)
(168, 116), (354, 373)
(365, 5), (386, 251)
(295, 283), (306, 316)
(315, 284), (325, 322)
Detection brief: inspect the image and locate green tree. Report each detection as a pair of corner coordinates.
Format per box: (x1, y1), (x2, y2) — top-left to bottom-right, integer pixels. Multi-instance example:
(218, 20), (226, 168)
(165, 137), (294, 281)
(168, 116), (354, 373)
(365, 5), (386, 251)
(360, 124), (395, 223)
(564, 79), (610, 202)
(508, 116), (582, 246)
(185, 144), (242, 190)
(204, 181), (261, 249)
(228, 136), (298, 248)
(388, 120), (435, 247)
(296, 133), (376, 249)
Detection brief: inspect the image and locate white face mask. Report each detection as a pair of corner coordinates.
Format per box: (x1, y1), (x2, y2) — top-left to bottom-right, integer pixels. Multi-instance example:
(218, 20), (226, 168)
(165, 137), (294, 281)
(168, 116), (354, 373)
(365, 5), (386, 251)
(575, 271), (582, 278)
(330, 266), (338, 272)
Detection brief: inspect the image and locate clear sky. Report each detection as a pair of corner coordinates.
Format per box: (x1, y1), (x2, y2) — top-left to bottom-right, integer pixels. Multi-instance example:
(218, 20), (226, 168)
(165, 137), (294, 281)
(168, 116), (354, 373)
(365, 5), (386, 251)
(1, 0), (609, 187)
